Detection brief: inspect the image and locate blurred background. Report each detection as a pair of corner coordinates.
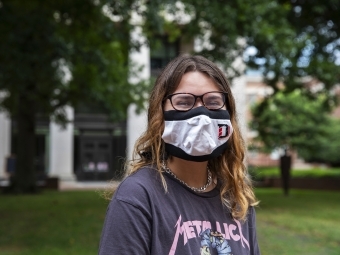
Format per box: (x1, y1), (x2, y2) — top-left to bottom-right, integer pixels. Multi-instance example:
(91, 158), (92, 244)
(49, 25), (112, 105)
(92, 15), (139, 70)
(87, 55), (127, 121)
(0, 0), (339, 254)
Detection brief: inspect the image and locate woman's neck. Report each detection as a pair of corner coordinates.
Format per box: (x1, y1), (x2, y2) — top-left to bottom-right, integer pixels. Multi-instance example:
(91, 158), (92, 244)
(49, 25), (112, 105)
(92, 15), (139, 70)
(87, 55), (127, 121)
(166, 157), (212, 190)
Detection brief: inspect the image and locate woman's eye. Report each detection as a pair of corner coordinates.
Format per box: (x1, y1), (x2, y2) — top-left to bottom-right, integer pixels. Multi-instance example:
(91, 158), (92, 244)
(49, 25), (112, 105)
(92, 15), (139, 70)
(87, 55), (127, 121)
(175, 100), (191, 106)
(173, 96), (194, 107)
(206, 100), (221, 106)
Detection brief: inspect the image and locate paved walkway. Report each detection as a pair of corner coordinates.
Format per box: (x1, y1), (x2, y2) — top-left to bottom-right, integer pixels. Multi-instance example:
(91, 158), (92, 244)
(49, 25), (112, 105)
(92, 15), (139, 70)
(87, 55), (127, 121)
(59, 180), (121, 191)
(0, 178), (121, 191)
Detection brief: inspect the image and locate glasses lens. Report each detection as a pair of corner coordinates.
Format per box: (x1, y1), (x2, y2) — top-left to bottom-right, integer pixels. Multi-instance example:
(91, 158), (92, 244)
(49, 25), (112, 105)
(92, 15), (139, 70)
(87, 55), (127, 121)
(171, 94), (195, 111)
(203, 92), (225, 110)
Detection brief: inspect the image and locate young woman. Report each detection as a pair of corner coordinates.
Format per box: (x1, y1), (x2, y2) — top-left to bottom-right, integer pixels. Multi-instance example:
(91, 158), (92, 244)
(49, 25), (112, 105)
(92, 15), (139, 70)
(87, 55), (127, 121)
(99, 55), (260, 255)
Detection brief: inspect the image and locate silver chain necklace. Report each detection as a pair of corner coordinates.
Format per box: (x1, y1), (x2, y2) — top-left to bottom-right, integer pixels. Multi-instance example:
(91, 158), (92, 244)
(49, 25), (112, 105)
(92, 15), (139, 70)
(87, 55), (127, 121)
(162, 161), (212, 193)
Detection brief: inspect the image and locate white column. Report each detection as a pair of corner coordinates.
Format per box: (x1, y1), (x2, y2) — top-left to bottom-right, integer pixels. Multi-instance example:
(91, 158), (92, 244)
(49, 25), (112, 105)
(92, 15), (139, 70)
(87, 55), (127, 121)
(127, 25), (150, 162)
(48, 106), (75, 180)
(127, 104), (148, 162)
(230, 38), (247, 140)
(231, 74), (248, 139)
(0, 111), (11, 179)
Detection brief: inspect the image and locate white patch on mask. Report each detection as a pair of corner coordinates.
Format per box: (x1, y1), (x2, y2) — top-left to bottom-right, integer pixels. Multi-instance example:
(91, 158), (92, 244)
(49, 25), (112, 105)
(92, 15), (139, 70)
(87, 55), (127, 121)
(162, 114), (233, 156)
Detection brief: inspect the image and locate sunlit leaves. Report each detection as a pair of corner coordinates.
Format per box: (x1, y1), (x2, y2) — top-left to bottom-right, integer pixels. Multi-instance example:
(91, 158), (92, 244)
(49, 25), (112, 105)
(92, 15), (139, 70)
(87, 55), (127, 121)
(0, 0), (151, 123)
(251, 90), (338, 164)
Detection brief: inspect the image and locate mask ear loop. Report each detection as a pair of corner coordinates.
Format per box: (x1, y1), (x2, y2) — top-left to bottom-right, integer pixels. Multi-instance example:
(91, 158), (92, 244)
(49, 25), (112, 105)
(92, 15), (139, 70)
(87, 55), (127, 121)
(161, 148), (169, 161)
(161, 99), (169, 162)
(160, 142), (170, 174)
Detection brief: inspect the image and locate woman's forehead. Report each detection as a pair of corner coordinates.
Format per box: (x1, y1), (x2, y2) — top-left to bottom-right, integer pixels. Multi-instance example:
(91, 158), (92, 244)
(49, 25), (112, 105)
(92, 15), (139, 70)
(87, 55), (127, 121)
(170, 71), (221, 94)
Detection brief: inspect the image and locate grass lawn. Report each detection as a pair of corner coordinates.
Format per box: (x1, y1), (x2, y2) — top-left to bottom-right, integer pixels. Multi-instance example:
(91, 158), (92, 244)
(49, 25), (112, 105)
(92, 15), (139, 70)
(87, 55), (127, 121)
(0, 188), (339, 255)
(255, 188), (340, 255)
(0, 190), (109, 255)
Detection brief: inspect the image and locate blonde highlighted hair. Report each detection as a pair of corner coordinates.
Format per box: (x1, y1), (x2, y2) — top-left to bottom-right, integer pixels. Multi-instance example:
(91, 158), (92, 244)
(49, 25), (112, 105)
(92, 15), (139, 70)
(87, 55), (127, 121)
(128, 54), (258, 221)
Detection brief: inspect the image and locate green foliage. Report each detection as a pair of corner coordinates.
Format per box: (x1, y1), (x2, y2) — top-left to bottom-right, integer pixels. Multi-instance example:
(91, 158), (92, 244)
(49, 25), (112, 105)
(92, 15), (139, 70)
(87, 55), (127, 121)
(139, 0), (340, 165)
(251, 90), (330, 152)
(248, 0), (340, 108)
(134, 0), (340, 102)
(251, 90), (340, 165)
(301, 118), (340, 166)
(113, 0), (294, 78)
(0, 0), (149, 122)
(249, 166), (340, 181)
(1, 0), (338, 123)
(248, 0), (340, 165)
(1, 0), (339, 191)
(0, 0), (152, 192)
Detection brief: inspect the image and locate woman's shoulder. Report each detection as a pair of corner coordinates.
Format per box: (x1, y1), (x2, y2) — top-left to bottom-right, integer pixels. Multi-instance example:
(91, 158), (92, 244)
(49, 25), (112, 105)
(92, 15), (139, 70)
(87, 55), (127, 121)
(113, 165), (163, 202)
(246, 206), (258, 226)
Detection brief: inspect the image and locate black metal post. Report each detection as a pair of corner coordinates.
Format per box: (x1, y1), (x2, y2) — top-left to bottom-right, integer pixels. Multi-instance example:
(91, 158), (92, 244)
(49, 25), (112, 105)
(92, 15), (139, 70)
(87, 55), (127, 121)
(280, 149), (291, 196)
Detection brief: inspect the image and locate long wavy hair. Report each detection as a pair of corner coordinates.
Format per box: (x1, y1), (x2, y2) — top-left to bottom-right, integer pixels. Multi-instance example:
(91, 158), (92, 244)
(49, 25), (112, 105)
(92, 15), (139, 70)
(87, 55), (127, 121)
(128, 54), (258, 221)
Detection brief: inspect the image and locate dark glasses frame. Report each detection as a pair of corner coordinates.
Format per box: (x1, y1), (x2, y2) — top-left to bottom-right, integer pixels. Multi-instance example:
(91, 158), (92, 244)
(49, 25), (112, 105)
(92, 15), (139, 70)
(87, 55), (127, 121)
(164, 91), (228, 112)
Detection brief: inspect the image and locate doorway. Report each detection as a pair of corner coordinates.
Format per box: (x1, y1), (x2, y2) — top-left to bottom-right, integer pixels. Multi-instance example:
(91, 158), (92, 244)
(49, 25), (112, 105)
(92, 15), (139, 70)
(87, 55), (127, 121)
(77, 137), (113, 181)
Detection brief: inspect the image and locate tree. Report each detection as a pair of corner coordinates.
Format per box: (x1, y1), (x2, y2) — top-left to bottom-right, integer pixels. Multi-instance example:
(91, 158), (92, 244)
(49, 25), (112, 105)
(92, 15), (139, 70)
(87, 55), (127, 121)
(145, 0), (340, 160)
(0, 0), (147, 193)
(136, 0), (339, 102)
(251, 90), (332, 158)
(140, 0), (297, 78)
(1, 0), (340, 193)
(247, 0), (340, 109)
(300, 118), (340, 166)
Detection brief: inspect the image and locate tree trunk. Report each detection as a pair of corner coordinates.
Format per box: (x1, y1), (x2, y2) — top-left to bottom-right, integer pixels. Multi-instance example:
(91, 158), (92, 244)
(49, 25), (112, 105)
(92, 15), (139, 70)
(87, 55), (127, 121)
(10, 95), (38, 193)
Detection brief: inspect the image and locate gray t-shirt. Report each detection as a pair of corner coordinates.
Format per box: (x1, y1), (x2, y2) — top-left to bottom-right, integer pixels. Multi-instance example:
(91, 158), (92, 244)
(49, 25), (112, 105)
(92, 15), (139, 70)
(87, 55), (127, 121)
(99, 166), (260, 255)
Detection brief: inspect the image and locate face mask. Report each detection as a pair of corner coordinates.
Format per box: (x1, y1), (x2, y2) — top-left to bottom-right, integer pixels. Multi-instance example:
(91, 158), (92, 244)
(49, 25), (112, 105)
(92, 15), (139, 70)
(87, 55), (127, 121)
(162, 106), (233, 162)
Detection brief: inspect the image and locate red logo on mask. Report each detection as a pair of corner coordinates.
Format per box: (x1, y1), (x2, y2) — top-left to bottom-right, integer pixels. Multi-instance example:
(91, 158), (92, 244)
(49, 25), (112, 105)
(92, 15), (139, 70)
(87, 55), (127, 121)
(218, 124), (228, 139)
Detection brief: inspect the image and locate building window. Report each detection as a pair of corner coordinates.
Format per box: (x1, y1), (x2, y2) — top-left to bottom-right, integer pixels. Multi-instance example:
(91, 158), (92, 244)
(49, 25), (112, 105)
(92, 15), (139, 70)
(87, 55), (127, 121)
(150, 37), (179, 77)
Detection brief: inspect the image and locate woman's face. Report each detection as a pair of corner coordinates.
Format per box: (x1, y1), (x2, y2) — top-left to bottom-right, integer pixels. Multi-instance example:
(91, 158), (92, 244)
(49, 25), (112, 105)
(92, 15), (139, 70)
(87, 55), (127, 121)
(163, 71), (225, 111)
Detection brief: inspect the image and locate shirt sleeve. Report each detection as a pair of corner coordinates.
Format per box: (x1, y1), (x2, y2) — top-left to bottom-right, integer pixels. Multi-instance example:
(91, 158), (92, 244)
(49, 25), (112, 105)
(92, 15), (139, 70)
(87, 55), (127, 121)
(248, 206), (261, 255)
(98, 197), (152, 255)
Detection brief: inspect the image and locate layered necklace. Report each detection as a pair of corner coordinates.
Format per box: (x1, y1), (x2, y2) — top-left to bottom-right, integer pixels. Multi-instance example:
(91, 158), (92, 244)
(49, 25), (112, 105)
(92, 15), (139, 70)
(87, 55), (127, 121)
(161, 161), (212, 193)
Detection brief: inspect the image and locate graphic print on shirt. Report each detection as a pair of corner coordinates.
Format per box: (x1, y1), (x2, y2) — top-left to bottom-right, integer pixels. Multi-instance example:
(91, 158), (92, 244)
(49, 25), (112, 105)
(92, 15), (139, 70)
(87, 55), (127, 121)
(168, 215), (249, 255)
(200, 228), (232, 255)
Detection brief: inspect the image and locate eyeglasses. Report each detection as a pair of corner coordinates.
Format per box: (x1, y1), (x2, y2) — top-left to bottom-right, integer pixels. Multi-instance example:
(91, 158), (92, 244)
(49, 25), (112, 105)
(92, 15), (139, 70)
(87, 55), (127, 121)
(164, 91), (228, 112)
